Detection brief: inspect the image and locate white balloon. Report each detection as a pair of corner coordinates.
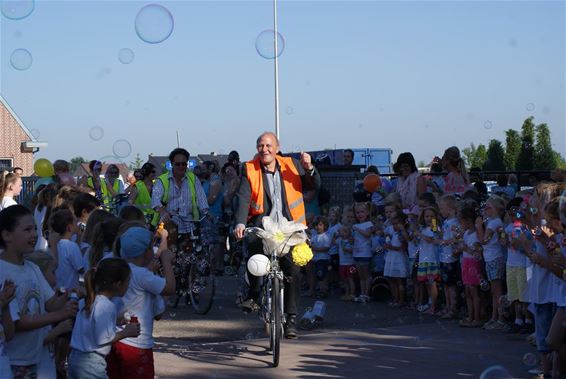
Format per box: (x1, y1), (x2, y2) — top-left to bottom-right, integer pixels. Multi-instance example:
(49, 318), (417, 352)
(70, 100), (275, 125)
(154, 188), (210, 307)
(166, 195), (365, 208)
(247, 254), (270, 277)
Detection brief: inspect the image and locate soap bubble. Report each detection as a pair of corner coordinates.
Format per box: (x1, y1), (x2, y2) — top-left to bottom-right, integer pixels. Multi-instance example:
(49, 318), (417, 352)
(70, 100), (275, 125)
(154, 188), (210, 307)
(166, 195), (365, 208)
(1, 0), (34, 20)
(526, 103), (535, 112)
(10, 49), (32, 71)
(484, 120), (493, 130)
(89, 126), (104, 141)
(285, 106), (294, 115)
(135, 4), (174, 44)
(112, 139), (132, 158)
(479, 365), (512, 379)
(118, 48), (135, 64)
(522, 352), (538, 367)
(255, 29), (285, 59)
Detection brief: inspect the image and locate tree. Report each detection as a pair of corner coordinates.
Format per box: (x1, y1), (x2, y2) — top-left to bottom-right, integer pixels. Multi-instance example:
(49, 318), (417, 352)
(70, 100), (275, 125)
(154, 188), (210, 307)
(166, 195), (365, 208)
(417, 160), (426, 168)
(69, 156), (86, 175)
(504, 129), (521, 171)
(483, 139), (506, 171)
(534, 123), (556, 170)
(462, 143), (487, 169)
(554, 152), (566, 170)
(516, 116), (535, 171)
(129, 153), (143, 171)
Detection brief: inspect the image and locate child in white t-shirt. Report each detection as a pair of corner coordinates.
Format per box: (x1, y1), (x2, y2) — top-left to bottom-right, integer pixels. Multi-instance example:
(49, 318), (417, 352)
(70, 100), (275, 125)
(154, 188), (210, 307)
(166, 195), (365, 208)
(50, 209), (85, 291)
(107, 226), (175, 379)
(416, 207), (441, 314)
(438, 195), (461, 319)
(503, 198), (532, 333)
(335, 225), (355, 301)
(383, 211), (409, 307)
(327, 207), (342, 292)
(310, 216), (332, 298)
(68, 258), (140, 378)
(352, 202), (374, 303)
(455, 206), (483, 328)
(476, 195), (506, 330)
(0, 205), (77, 377)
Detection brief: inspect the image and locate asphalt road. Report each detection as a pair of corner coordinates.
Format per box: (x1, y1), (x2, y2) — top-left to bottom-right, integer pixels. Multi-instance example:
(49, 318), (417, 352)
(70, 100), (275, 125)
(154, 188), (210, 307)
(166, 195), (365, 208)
(153, 275), (536, 378)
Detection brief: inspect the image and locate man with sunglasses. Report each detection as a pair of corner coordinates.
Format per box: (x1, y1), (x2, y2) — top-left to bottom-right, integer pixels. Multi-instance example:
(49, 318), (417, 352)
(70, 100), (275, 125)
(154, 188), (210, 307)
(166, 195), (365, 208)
(151, 148), (209, 233)
(234, 131), (320, 339)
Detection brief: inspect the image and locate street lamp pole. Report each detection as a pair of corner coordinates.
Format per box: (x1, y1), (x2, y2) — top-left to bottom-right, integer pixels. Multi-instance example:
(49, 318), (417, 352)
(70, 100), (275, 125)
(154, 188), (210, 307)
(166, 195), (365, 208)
(273, 0), (280, 140)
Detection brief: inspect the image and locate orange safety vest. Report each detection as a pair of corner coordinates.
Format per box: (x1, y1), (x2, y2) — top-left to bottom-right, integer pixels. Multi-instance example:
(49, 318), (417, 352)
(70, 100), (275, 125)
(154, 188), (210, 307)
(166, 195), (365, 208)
(245, 156), (306, 225)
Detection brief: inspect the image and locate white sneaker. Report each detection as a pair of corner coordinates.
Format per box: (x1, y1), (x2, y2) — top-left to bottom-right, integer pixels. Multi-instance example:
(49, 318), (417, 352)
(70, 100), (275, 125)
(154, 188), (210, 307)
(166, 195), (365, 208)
(354, 296), (365, 303)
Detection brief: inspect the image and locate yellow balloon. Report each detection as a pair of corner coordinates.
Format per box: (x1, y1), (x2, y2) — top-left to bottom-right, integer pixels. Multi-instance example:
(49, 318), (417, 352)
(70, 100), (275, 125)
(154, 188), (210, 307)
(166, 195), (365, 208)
(34, 158), (54, 177)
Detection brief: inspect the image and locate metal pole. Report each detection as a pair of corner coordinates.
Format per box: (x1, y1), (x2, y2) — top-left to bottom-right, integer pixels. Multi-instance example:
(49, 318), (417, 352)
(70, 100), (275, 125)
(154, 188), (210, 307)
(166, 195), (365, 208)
(273, 0), (280, 140)
(176, 130), (180, 148)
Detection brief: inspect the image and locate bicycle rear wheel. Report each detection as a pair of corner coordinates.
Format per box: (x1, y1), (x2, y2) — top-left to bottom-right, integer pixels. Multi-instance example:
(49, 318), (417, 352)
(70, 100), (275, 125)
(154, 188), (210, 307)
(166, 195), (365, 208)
(188, 253), (216, 314)
(270, 276), (281, 367)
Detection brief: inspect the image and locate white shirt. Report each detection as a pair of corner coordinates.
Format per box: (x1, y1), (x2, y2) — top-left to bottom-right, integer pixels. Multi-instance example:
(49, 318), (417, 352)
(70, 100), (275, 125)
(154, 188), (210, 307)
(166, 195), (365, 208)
(33, 207), (48, 251)
(336, 237), (354, 266)
(0, 197), (17, 211)
(83, 249), (114, 272)
(525, 241), (559, 304)
(37, 326), (56, 379)
(418, 227), (439, 263)
(0, 260), (54, 365)
(55, 239), (84, 290)
(440, 218), (460, 263)
(327, 223), (341, 256)
(118, 264), (165, 349)
(482, 218), (504, 262)
(463, 230), (480, 259)
(0, 302), (18, 379)
(504, 224), (527, 268)
(311, 232), (331, 261)
(352, 221), (373, 258)
(70, 295), (118, 355)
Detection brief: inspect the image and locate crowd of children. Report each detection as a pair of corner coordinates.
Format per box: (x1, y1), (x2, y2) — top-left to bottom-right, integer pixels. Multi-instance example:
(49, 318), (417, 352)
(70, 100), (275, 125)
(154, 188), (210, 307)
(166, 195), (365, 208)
(1, 157), (566, 378)
(0, 176), (175, 379)
(306, 182), (566, 378)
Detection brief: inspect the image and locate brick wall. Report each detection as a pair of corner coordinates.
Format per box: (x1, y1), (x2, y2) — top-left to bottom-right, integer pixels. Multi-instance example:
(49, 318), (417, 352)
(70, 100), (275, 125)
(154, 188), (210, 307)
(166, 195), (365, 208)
(0, 101), (33, 175)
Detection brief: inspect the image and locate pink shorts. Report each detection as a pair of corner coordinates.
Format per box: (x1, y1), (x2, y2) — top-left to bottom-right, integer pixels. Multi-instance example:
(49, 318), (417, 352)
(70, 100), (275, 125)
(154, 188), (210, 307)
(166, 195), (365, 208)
(461, 258), (482, 286)
(339, 265), (356, 279)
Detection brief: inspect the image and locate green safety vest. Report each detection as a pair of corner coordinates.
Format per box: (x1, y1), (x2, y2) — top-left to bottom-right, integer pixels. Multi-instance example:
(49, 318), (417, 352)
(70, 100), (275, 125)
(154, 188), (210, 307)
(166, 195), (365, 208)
(135, 181), (159, 225)
(86, 176), (118, 205)
(157, 172), (199, 224)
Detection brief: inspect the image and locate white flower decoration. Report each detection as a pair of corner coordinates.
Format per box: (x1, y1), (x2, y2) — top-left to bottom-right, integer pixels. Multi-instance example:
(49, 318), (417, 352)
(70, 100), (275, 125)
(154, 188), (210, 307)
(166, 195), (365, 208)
(246, 216), (308, 257)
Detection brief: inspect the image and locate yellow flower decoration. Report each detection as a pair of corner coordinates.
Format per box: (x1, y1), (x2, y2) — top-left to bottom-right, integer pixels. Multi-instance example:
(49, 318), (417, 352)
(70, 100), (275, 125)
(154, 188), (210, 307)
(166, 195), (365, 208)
(273, 231), (286, 243)
(291, 242), (313, 267)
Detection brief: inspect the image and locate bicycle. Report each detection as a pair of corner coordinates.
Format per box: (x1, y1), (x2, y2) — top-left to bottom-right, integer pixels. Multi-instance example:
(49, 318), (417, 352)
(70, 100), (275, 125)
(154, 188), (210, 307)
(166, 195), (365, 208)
(165, 213), (216, 314)
(244, 220), (308, 368)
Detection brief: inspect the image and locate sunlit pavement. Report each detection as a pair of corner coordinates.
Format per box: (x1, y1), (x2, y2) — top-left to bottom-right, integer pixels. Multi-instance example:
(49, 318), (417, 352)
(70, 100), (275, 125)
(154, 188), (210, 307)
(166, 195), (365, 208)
(153, 276), (533, 378)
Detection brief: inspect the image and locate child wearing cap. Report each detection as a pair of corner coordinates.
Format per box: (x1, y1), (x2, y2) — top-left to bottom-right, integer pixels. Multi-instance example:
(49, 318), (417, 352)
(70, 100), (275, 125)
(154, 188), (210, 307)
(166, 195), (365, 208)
(106, 227), (175, 379)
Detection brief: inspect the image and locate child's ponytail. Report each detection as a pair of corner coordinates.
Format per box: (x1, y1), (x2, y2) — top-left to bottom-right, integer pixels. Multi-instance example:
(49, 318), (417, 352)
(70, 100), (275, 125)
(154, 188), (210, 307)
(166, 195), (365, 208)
(83, 258), (131, 315)
(83, 267), (97, 315)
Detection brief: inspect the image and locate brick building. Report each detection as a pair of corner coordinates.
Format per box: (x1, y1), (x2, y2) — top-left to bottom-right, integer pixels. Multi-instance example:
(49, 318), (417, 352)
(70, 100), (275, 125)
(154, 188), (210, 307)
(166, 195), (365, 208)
(0, 95), (47, 175)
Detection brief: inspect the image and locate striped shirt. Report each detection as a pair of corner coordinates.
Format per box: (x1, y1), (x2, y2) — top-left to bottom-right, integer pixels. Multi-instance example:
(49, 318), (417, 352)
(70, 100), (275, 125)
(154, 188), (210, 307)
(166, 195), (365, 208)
(151, 172), (209, 233)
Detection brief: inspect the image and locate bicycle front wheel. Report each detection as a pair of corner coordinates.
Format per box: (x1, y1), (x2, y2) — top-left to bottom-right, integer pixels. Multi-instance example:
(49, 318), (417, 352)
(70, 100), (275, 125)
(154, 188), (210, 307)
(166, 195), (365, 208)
(270, 276), (281, 367)
(188, 255), (216, 314)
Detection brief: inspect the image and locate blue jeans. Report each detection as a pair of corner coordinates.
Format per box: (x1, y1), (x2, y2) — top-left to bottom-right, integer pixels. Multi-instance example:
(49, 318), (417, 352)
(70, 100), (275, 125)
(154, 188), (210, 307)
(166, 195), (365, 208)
(68, 349), (107, 379)
(534, 303), (556, 353)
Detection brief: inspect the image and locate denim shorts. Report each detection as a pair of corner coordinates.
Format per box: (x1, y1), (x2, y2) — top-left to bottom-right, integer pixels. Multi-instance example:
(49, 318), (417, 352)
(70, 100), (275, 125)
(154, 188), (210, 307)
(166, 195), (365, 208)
(534, 303), (556, 353)
(68, 349), (108, 379)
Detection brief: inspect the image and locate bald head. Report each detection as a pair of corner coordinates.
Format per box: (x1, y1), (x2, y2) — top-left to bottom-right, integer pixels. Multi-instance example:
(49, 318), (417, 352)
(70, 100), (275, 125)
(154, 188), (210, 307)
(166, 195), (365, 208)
(256, 131), (279, 148)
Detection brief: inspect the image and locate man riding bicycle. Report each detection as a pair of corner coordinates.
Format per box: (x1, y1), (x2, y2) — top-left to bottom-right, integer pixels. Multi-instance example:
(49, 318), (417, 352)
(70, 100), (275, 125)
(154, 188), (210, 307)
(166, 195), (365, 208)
(234, 132), (320, 339)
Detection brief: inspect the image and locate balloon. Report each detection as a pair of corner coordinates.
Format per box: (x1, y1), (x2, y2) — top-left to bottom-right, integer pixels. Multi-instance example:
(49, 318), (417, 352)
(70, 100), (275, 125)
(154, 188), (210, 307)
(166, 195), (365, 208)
(247, 254), (270, 277)
(165, 160), (172, 171)
(34, 159), (54, 177)
(363, 173), (382, 193)
(33, 176), (54, 191)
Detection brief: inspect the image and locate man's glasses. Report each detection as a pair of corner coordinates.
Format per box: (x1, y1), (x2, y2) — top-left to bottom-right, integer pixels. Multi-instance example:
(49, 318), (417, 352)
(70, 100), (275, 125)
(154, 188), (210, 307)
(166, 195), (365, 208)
(174, 162), (188, 167)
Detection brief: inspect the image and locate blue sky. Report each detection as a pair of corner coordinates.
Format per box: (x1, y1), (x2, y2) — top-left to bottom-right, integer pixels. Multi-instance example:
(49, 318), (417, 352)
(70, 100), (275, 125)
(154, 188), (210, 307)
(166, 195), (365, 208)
(1, 0), (564, 166)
